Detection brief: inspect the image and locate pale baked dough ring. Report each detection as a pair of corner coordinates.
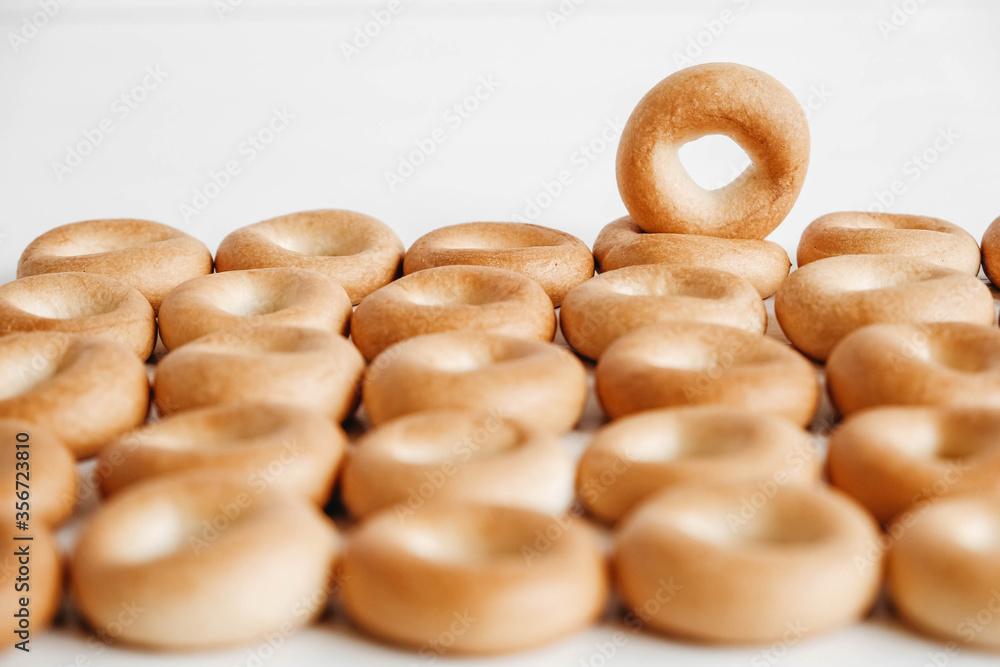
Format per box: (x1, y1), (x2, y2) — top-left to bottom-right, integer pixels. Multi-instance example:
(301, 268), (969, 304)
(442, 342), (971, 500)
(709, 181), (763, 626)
(341, 409), (574, 519)
(403, 222), (594, 306)
(351, 265), (556, 361)
(775, 255), (994, 361)
(340, 501), (608, 654)
(362, 332), (587, 434)
(828, 406), (1000, 523)
(0, 419), (76, 527)
(826, 322), (1000, 416)
(0, 272), (156, 359)
(2, 525), (61, 642)
(560, 264), (766, 360)
(593, 216), (791, 298)
(616, 62), (809, 238)
(797, 211), (981, 273)
(158, 267), (352, 350)
(154, 325), (364, 422)
(0, 333), (149, 458)
(71, 472), (339, 650)
(595, 322), (818, 425)
(215, 209), (404, 304)
(888, 492), (1000, 649)
(97, 403), (346, 505)
(614, 483), (882, 644)
(577, 407), (820, 523)
(981, 214), (1000, 286)
(17, 218), (213, 312)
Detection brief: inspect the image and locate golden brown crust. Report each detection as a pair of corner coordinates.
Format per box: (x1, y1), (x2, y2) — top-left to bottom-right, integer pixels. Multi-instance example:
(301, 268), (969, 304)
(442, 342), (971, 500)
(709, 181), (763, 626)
(351, 265), (556, 361)
(775, 255), (994, 361)
(215, 209), (404, 304)
(17, 218), (213, 312)
(0, 272), (156, 359)
(593, 216), (790, 297)
(981, 214), (1000, 286)
(157, 267), (352, 350)
(616, 63), (809, 238)
(0, 419), (76, 527)
(594, 322), (818, 426)
(560, 264), (766, 361)
(797, 211), (981, 273)
(403, 222), (594, 306)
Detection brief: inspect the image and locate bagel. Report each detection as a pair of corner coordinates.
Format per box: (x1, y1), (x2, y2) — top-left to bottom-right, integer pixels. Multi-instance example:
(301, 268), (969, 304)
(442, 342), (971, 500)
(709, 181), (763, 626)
(595, 322), (818, 425)
(341, 410), (574, 519)
(362, 332), (587, 434)
(616, 62), (809, 238)
(154, 325), (364, 422)
(17, 218), (212, 312)
(827, 322), (1000, 416)
(0, 333), (149, 458)
(775, 255), (993, 361)
(97, 403), (346, 505)
(593, 216), (790, 297)
(215, 209), (404, 304)
(614, 483), (882, 643)
(1, 525), (61, 643)
(888, 492), (1000, 649)
(340, 501), (608, 654)
(0, 419), (76, 527)
(403, 222), (594, 306)
(71, 472), (339, 650)
(577, 407), (820, 523)
(559, 264), (766, 360)
(0, 272), (156, 359)
(351, 265), (556, 361)
(982, 214), (1000, 286)
(797, 211), (981, 273)
(828, 406), (1000, 523)
(157, 267), (351, 350)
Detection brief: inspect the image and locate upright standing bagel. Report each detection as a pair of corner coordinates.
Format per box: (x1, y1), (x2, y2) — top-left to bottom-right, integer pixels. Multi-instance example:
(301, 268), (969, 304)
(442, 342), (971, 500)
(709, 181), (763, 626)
(797, 211), (981, 273)
(616, 62), (809, 238)
(593, 216), (791, 298)
(403, 222), (594, 306)
(981, 214), (1000, 287)
(215, 209), (404, 304)
(17, 218), (213, 312)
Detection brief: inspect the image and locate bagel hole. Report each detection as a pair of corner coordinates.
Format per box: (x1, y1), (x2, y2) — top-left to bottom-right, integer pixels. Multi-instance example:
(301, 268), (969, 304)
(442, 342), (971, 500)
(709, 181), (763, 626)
(645, 342), (719, 371)
(928, 341), (993, 374)
(605, 273), (728, 300)
(110, 503), (195, 562)
(267, 230), (368, 257)
(673, 503), (825, 547)
(949, 506), (1000, 552)
(45, 228), (174, 256)
(623, 426), (745, 462)
(7, 292), (119, 319)
(400, 282), (507, 307)
(401, 522), (526, 564)
(677, 135), (751, 191)
(435, 228), (558, 250)
(216, 284), (294, 318)
(139, 416), (289, 451)
(423, 347), (492, 372)
(391, 418), (521, 463)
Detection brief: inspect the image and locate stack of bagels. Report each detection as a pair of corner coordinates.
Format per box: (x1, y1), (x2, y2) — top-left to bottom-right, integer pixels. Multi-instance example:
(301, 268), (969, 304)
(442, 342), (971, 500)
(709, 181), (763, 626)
(3, 62), (1000, 658)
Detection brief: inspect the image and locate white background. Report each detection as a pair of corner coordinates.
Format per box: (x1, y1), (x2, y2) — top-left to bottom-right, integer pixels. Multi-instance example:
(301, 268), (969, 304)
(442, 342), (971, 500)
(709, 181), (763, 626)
(1, 0), (999, 665)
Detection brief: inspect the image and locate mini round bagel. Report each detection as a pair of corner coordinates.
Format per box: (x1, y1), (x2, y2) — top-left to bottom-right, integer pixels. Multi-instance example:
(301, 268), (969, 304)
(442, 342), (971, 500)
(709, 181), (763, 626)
(560, 264), (766, 361)
(71, 472), (339, 650)
(595, 322), (818, 425)
(828, 407), (1000, 523)
(97, 403), (347, 505)
(342, 410), (574, 519)
(616, 62), (809, 238)
(157, 267), (351, 350)
(1, 525), (61, 640)
(363, 332), (586, 434)
(577, 407), (820, 523)
(351, 265), (556, 361)
(827, 322), (1000, 416)
(215, 209), (404, 304)
(340, 501), (608, 654)
(775, 255), (993, 361)
(593, 216), (791, 298)
(614, 483), (882, 644)
(982, 214), (1000, 286)
(797, 211), (981, 273)
(0, 420), (76, 527)
(888, 492), (1000, 649)
(0, 333), (149, 458)
(403, 222), (594, 306)
(154, 325), (364, 422)
(0, 272), (156, 359)
(17, 218), (212, 312)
